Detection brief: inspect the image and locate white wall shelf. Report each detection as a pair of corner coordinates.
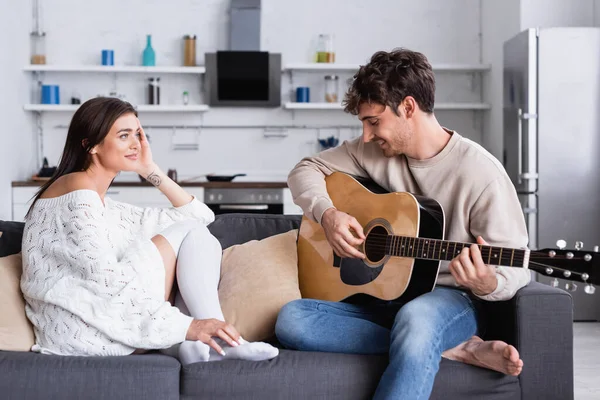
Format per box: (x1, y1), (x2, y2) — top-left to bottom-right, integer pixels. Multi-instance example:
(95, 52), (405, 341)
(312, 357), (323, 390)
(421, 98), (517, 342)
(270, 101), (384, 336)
(24, 104), (210, 112)
(435, 102), (491, 110)
(283, 102), (491, 110)
(283, 63), (491, 72)
(136, 105), (209, 112)
(23, 65), (206, 74)
(283, 102), (343, 110)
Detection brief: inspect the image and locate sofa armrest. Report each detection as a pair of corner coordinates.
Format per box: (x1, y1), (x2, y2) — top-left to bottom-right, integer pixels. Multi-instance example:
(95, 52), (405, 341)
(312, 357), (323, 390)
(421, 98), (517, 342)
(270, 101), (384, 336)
(481, 280), (573, 400)
(0, 220), (25, 257)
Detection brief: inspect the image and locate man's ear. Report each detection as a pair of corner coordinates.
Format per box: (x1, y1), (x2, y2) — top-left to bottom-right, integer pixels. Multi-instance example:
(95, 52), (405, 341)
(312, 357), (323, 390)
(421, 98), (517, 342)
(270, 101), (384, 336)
(402, 97), (416, 118)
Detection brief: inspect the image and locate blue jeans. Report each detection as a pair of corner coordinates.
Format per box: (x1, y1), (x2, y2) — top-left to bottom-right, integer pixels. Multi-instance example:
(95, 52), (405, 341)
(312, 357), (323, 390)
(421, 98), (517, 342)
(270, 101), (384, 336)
(275, 287), (480, 400)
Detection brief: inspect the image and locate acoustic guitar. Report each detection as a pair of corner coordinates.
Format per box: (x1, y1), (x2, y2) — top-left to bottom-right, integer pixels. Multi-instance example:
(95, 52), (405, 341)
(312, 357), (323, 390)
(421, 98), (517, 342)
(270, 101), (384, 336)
(297, 172), (599, 303)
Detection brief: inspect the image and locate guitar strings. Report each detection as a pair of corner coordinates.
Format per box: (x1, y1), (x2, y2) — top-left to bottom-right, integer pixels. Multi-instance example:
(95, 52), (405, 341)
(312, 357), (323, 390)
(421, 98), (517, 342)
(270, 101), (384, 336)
(362, 242), (585, 263)
(365, 241), (585, 261)
(363, 234), (588, 260)
(362, 239), (528, 260)
(345, 231), (588, 279)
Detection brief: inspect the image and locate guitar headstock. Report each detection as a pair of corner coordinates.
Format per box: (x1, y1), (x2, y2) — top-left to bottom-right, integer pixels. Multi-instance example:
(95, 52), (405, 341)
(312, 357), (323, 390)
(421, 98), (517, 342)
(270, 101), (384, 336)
(533, 240), (599, 294)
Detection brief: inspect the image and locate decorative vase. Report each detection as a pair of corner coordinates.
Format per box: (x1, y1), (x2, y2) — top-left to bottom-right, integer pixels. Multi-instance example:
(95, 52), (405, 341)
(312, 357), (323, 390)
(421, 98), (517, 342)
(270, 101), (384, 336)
(143, 34), (156, 66)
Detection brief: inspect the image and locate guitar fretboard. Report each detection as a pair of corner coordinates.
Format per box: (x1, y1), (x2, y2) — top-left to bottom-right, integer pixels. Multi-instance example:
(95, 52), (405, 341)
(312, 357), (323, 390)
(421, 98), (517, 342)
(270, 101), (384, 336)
(385, 235), (529, 268)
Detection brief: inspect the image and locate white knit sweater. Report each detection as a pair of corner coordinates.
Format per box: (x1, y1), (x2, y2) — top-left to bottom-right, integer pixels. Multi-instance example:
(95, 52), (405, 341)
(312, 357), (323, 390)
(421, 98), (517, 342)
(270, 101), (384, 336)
(21, 189), (215, 356)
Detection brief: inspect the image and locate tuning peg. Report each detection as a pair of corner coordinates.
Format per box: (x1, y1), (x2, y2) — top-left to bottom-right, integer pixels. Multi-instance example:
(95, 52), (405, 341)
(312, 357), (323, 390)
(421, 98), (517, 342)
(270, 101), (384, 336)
(582, 273), (590, 282)
(585, 284), (596, 295)
(565, 282), (578, 292)
(575, 241), (584, 250)
(545, 267), (554, 275)
(556, 240), (567, 250)
(594, 246), (599, 253)
(563, 270), (572, 278)
(551, 278), (559, 288)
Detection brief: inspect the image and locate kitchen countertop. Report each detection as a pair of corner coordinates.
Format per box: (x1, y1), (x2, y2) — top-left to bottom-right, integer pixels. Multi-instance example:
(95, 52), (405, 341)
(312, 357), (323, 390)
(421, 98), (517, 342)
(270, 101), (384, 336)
(12, 181), (289, 189)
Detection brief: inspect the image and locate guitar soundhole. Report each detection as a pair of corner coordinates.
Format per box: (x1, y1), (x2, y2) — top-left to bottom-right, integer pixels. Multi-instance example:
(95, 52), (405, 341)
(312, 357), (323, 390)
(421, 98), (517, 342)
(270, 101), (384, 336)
(365, 225), (388, 263)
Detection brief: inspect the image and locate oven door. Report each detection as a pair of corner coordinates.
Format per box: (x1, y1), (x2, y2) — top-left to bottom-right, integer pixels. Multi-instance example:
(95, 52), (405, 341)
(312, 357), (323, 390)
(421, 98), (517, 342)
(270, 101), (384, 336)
(208, 203), (283, 215)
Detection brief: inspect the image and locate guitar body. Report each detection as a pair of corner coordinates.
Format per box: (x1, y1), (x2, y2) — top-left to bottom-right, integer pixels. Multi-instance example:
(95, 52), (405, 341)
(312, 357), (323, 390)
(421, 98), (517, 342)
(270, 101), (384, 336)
(297, 172), (445, 303)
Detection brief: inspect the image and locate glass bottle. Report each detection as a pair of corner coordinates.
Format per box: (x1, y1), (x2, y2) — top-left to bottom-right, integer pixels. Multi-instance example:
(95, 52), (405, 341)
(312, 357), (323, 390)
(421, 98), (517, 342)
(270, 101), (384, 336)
(30, 32), (46, 64)
(143, 34), (156, 66)
(316, 34), (335, 63)
(183, 35), (196, 66)
(324, 75), (339, 103)
(30, 0), (46, 64)
(182, 91), (189, 105)
(148, 77), (160, 105)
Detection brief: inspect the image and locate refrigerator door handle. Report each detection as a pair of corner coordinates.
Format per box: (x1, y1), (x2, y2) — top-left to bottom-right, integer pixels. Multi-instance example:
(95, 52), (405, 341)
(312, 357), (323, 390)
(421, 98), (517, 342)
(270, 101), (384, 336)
(520, 172), (539, 180)
(517, 109), (539, 183)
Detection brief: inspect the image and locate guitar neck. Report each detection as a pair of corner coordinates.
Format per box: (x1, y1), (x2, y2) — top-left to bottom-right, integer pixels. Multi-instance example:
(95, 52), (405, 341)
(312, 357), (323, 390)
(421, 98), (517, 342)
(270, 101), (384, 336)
(386, 235), (530, 268)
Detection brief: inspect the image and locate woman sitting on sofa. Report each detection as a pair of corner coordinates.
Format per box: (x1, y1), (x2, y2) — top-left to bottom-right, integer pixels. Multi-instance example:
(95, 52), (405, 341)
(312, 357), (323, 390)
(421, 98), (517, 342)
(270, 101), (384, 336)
(20, 97), (279, 364)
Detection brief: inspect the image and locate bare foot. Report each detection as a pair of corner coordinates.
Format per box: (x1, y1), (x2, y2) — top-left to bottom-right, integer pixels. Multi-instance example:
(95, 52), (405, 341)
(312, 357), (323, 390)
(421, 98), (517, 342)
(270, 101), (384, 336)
(442, 336), (523, 376)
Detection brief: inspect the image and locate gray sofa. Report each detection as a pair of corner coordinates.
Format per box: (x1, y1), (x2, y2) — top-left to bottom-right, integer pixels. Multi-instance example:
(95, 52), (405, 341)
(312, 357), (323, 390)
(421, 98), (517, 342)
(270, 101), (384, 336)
(0, 214), (574, 399)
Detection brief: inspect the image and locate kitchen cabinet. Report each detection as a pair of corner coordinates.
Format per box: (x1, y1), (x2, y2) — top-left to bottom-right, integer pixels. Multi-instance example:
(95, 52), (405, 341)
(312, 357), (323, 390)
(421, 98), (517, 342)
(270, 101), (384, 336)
(12, 186), (40, 221)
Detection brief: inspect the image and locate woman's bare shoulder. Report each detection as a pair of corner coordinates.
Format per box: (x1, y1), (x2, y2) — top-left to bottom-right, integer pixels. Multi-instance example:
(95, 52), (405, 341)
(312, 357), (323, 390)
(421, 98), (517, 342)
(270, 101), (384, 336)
(40, 173), (98, 199)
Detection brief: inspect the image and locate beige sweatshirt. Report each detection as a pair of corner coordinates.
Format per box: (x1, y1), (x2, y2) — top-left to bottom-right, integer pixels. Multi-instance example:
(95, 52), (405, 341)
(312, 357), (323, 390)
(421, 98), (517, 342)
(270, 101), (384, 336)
(288, 130), (531, 301)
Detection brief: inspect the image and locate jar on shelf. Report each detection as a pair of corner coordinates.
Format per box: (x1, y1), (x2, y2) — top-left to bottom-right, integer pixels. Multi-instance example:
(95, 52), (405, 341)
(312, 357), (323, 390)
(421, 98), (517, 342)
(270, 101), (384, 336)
(316, 34), (335, 63)
(30, 32), (46, 64)
(148, 77), (160, 105)
(183, 35), (196, 66)
(182, 91), (189, 105)
(324, 75), (339, 103)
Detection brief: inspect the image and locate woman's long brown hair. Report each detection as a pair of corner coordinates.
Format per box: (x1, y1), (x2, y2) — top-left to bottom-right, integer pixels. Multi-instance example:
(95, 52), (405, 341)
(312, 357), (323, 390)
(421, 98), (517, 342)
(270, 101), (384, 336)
(26, 97), (137, 217)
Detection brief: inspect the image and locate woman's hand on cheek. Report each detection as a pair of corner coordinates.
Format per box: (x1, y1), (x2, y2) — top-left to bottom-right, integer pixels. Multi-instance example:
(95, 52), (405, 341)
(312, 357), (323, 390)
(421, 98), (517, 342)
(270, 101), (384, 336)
(136, 119), (157, 177)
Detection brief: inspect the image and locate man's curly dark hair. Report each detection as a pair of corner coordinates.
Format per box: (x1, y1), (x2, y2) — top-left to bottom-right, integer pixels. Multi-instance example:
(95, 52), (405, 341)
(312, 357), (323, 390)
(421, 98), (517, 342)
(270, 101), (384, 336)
(343, 48), (436, 116)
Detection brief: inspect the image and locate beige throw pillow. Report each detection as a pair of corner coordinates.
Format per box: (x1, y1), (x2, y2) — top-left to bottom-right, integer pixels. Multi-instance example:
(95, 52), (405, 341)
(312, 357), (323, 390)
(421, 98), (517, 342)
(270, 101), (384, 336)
(0, 253), (35, 351)
(218, 229), (301, 342)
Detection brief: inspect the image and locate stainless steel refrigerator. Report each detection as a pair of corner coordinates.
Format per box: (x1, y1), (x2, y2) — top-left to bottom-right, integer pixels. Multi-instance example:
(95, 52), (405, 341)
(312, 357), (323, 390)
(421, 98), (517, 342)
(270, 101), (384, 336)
(503, 27), (600, 321)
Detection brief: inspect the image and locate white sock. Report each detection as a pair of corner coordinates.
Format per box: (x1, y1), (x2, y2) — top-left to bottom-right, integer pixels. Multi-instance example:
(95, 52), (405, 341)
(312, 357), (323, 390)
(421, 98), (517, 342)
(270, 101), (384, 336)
(173, 226), (279, 364)
(174, 227), (226, 364)
(178, 341), (210, 365)
(173, 290), (213, 365)
(175, 294), (279, 364)
(176, 226), (224, 320)
(157, 221), (204, 363)
(209, 337), (279, 362)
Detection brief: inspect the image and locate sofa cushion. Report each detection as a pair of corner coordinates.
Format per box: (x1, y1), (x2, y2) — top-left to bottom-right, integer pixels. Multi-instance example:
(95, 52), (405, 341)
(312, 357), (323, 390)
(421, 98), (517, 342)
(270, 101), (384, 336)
(180, 351), (520, 400)
(0, 253), (35, 351)
(0, 220), (25, 257)
(431, 359), (521, 400)
(219, 229), (301, 342)
(208, 214), (301, 249)
(180, 349), (387, 400)
(0, 351), (181, 400)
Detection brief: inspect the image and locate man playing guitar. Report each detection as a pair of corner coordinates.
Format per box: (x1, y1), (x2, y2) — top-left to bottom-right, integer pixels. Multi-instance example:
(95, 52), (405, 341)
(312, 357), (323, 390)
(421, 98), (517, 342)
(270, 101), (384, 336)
(276, 48), (529, 400)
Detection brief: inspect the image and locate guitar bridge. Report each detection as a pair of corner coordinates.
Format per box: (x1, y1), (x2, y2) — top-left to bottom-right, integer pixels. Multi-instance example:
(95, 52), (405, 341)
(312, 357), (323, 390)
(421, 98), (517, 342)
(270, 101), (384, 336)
(333, 253), (341, 268)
